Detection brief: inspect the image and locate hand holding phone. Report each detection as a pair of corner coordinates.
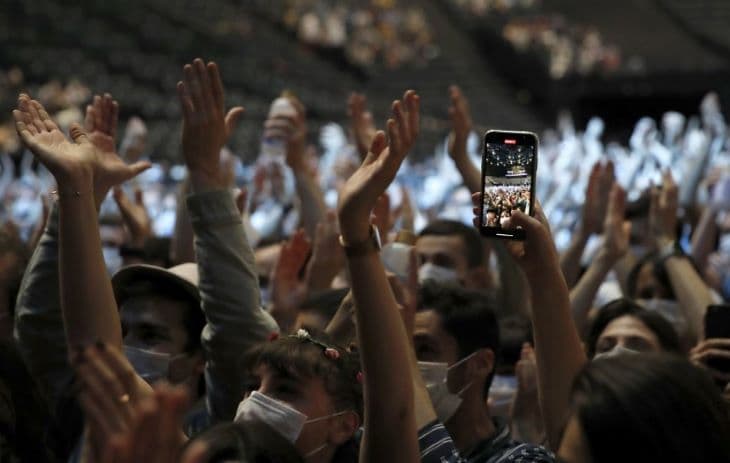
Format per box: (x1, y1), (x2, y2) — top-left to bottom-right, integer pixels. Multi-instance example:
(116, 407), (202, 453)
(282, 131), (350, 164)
(479, 130), (538, 240)
(696, 305), (730, 384)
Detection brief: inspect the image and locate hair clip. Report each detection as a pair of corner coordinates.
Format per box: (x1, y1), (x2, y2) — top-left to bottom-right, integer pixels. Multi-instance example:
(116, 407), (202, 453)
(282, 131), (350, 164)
(290, 329), (342, 361)
(324, 348), (340, 360)
(267, 332), (280, 342)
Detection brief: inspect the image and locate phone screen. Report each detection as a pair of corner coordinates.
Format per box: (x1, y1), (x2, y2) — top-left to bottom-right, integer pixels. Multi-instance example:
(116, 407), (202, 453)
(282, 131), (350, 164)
(704, 304), (730, 376)
(479, 131), (537, 240)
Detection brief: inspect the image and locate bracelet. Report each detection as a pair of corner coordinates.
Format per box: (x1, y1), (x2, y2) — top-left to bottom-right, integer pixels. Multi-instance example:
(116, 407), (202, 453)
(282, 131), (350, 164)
(49, 189), (92, 200)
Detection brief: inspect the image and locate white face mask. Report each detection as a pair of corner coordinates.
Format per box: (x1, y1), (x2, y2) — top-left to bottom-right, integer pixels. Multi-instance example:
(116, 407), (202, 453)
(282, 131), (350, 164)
(123, 345), (188, 385)
(234, 391), (348, 456)
(418, 263), (460, 285)
(418, 351), (478, 422)
(593, 344), (639, 361)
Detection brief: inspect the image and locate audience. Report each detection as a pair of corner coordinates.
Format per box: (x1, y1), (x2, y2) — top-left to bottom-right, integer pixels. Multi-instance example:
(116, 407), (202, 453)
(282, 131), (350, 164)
(1, 17), (729, 461)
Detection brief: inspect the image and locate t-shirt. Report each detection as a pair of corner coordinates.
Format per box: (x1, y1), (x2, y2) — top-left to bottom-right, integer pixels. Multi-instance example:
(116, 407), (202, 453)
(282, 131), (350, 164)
(419, 420), (554, 463)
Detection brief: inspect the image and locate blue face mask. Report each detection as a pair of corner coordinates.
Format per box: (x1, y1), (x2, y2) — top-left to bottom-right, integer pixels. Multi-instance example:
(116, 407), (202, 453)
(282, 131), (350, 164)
(123, 345), (188, 385)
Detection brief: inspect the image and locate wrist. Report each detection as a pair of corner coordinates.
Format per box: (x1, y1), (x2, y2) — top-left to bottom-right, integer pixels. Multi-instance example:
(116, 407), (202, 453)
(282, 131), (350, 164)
(189, 169), (226, 193)
(338, 216), (371, 245)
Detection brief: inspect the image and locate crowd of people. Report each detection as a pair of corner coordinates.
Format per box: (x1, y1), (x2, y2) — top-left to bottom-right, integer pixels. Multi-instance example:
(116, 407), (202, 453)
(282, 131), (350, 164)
(277, 0), (438, 69)
(482, 184), (531, 227)
(0, 51), (729, 463)
(446, 0), (623, 78)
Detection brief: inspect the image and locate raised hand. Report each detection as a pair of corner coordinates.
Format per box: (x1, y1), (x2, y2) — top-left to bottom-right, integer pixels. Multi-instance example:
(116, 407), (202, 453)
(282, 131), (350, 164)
(85, 93), (119, 155)
(338, 90), (420, 243)
(99, 383), (191, 463)
(13, 94), (150, 203)
(580, 161), (615, 237)
(598, 184), (631, 263)
(263, 95), (308, 172)
(177, 58), (244, 191)
(447, 85), (473, 160)
(348, 92), (377, 161)
(649, 170), (679, 249)
(270, 229), (311, 333)
(113, 186), (152, 247)
(74, 343), (154, 457)
(305, 211), (345, 292)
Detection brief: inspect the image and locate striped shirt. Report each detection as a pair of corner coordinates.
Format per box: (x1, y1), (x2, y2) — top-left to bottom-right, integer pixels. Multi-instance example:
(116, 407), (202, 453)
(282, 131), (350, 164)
(419, 420), (555, 463)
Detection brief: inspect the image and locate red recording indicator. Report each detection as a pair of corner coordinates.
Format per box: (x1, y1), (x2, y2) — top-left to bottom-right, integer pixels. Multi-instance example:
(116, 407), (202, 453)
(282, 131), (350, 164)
(504, 139), (517, 144)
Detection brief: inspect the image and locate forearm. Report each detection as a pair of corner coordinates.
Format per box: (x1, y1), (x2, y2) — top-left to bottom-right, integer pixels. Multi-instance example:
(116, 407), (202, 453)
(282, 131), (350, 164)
(527, 269), (586, 450)
(451, 151), (481, 194)
(58, 185), (122, 350)
(559, 230), (589, 288)
(171, 178), (196, 264)
(325, 291), (356, 346)
(347, 253), (417, 462)
(188, 188), (279, 422)
(570, 253), (615, 336)
(293, 170), (326, 240)
(665, 256), (714, 344)
(690, 207), (718, 275)
(14, 203), (74, 404)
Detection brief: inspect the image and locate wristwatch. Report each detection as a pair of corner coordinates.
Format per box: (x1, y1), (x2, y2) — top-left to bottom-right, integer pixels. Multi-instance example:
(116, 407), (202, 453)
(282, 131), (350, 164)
(339, 224), (382, 257)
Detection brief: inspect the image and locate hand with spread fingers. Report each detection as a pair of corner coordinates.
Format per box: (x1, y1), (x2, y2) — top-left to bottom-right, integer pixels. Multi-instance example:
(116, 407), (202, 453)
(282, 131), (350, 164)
(98, 384), (192, 463)
(12, 94), (150, 196)
(348, 92), (377, 161)
(691, 338), (730, 385)
(177, 58), (244, 191)
(73, 343), (154, 461)
(648, 170), (679, 250)
(338, 89), (420, 243)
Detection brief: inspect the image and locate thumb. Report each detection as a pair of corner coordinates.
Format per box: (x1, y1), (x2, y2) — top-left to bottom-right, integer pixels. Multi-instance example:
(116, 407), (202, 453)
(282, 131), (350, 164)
(128, 161), (152, 178)
(224, 107), (245, 136)
(364, 131), (387, 164)
(69, 123), (90, 144)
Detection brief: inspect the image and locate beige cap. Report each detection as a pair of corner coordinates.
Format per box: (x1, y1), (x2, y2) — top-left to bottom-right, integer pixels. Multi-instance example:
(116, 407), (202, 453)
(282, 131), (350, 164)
(112, 263), (200, 305)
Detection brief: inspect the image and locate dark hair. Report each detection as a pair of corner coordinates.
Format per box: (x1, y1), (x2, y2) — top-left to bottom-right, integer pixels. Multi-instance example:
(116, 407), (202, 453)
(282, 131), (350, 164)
(119, 278), (204, 354)
(300, 288), (349, 325)
(185, 420), (303, 463)
(626, 252), (675, 300)
(142, 237), (173, 268)
(245, 332), (363, 421)
(418, 281), (500, 398)
(571, 353), (730, 463)
(418, 220), (485, 268)
(585, 298), (681, 358)
(0, 341), (55, 463)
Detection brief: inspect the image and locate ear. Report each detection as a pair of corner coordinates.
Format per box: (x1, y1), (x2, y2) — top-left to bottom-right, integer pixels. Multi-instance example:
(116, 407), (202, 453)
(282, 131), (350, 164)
(329, 411), (360, 446)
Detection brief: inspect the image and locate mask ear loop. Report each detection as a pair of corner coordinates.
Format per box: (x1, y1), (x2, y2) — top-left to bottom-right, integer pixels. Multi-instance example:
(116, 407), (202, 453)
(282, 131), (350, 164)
(301, 410), (352, 459)
(446, 350), (482, 394)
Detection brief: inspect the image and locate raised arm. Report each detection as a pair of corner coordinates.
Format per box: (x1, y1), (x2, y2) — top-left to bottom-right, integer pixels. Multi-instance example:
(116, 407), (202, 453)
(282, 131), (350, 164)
(338, 90), (421, 463)
(651, 172), (713, 344)
(474, 195), (586, 449)
(570, 185), (630, 335)
(560, 161), (614, 288)
(265, 96), (327, 239)
(447, 85), (481, 194)
(177, 58), (279, 422)
(13, 93), (149, 352)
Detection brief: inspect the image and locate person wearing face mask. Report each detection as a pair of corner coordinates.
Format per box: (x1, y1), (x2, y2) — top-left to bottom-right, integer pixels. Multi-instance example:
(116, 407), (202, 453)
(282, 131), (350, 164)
(413, 282), (553, 462)
(416, 220), (492, 289)
(239, 330), (362, 463)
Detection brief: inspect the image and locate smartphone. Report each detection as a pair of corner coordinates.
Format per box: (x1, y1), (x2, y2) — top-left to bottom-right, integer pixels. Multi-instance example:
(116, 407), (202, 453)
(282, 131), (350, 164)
(704, 304), (730, 373)
(479, 130), (538, 240)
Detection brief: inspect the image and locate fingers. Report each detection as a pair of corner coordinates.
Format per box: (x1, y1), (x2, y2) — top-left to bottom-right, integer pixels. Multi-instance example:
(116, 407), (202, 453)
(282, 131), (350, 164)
(607, 184), (626, 222)
(207, 61), (224, 110)
(386, 118), (401, 158)
(194, 58), (215, 114)
(405, 90), (419, 141)
(183, 63), (203, 117)
(224, 106), (245, 137)
(69, 123), (90, 144)
(113, 186), (131, 211)
(176, 81), (194, 122)
(365, 130), (387, 164)
(127, 161), (152, 178)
